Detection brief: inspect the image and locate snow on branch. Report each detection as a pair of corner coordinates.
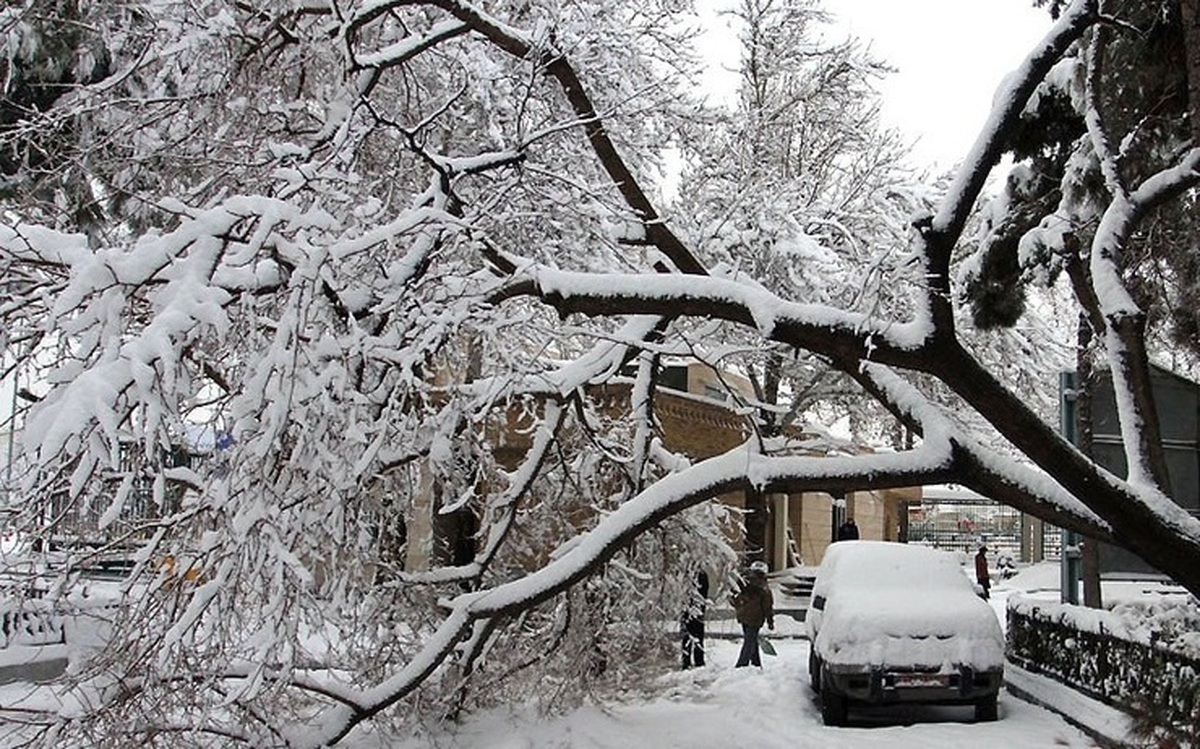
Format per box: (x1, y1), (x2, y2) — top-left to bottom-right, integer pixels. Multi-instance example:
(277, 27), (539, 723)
(497, 266), (934, 365)
(1083, 25), (1128, 200)
(933, 0), (1097, 241)
(1086, 148), (1200, 489)
(16, 198), (329, 460)
(350, 19), (470, 71)
(399, 401), (568, 586)
(425, 0), (707, 275)
(1129, 147), (1200, 211)
(307, 439), (961, 745)
(459, 316), (667, 399)
(856, 363), (1108, 535)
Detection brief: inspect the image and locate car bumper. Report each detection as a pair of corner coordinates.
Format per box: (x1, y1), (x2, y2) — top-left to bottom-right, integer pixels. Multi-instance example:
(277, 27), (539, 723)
(824, 665), (1002, 705)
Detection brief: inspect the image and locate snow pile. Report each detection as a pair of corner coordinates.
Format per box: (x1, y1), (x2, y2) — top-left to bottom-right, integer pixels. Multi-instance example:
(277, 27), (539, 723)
(1109, 596), (1200, 659)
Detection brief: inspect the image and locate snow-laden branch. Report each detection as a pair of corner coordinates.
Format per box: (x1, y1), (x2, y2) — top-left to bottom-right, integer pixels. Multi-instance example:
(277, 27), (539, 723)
(1129, 147), (1200, 211)
(457, 316), (668, 400)
(910, 1), (1095, 334)
(423, 0), (707, 275)
(329, 205), (457, 263)
(351, 19), (469, 71)
(933, 0), (1097, 241)
(398, 401), (567, 586)
(856, 363), (1109, 535)
(1083, 25), (1128, 200)
(492, 263), (1165, 545)
(495, 266), (933, 366)
(15, 199), (329, 462)
(397, 313), (670, 585)
(934, 339), (1200, 560)
(306, 437), (960, 746)
(1084, 147), (1200, 490)
(630, 352), (658, 492)
(956, 443), (1110, 535)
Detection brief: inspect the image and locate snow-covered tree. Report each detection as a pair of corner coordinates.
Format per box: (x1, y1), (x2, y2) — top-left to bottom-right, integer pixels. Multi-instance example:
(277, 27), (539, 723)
(670, 0), (933, 557)
(1, 0), (1198, 745)
(965, 0), (1200, 605)
(676, 0), (925, 432)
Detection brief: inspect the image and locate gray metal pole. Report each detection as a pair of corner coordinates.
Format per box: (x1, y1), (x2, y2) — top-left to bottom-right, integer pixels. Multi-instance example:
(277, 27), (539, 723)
(1059, 371), (1081, 604)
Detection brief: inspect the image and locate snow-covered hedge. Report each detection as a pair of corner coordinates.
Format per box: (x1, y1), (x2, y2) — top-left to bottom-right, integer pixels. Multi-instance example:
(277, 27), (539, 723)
(0, 597), (64, 648)
(1007, 595), (1200, 740)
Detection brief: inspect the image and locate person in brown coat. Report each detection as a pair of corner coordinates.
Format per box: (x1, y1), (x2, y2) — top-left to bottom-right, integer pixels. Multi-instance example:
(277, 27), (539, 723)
(731, 560), (774, 667)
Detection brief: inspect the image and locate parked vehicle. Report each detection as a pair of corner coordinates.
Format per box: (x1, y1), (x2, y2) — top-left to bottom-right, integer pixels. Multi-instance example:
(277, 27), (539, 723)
(806, 541), (1005, 726)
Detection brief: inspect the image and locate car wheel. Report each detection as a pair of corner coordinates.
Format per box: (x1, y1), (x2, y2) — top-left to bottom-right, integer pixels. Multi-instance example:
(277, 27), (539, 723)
(808, 651), (820, 693)
(974, 693), (999, 722)
(820, 679), (848, 727)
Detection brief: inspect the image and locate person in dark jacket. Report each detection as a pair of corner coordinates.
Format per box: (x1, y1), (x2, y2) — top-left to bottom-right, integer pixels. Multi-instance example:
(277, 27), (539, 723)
(731, 561), (774, 668)
(680, 569), (709, 668)
(836, 518), (860, 541)
(975, 544), (991, 600)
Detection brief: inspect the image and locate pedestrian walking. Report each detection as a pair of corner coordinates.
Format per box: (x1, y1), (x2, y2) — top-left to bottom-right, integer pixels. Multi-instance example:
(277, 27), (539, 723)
(731, 560), (774, 668)
(975, 544), (991, 600)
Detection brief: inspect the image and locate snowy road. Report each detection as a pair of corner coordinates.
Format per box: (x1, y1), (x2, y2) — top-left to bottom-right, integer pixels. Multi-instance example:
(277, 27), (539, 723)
(383, 637), (1101, 749)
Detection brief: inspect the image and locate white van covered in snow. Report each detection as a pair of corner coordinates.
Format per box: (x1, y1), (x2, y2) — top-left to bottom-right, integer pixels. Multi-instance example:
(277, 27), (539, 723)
(805, 540), (1005, 726)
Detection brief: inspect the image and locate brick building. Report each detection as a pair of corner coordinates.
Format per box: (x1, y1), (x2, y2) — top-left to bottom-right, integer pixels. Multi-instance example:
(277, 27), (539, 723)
(643, 363), (917, 569)
(407, 362), (919, 572)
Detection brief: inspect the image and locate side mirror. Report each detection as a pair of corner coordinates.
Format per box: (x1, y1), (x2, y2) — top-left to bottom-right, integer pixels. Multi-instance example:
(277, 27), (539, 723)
(811, 594), (826, 611)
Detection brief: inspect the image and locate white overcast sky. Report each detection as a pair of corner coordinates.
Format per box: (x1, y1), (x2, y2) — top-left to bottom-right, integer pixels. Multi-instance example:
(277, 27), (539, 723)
(697, 0), (1055, 171)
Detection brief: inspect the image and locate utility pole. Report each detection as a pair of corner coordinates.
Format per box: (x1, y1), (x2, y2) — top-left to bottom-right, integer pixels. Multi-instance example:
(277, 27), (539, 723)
(1059, 372), (1082, 604)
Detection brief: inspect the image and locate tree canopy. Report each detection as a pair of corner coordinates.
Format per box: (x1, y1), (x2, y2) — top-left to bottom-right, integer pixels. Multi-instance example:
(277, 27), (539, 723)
(1, 0), (1199, 745)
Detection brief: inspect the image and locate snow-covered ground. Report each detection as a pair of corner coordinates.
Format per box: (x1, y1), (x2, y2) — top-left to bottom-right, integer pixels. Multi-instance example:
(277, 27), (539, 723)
(365, 562), (1152, 749)
(0, 561), (1173, 747)
(376, 637), (1101, 749)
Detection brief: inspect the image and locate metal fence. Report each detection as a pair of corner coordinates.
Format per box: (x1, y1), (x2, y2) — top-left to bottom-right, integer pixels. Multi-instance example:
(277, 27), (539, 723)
(908, 498), (1063, 562)
(0, 598), (65, 648)
(1008, 600), (1200, 740)
(44, 443), (198, 547)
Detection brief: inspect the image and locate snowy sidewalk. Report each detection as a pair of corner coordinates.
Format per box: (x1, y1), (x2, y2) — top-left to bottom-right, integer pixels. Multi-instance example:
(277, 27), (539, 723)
(0, 644), (67, 686)
(1005, 662), (1136, 748)
(388, 637), (1107, 748)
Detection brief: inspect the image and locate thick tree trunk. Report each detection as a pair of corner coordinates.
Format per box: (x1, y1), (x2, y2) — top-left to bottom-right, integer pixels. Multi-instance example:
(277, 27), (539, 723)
(744, 352), (783, 564)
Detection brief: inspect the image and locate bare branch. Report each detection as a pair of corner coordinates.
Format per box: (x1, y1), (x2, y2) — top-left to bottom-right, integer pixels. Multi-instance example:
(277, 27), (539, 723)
(427, 0), (707, 276)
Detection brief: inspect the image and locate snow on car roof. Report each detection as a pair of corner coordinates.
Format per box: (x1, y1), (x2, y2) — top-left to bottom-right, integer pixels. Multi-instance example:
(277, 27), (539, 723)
(815, 540), (973, 590)
(810, 541), (1005, 670)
